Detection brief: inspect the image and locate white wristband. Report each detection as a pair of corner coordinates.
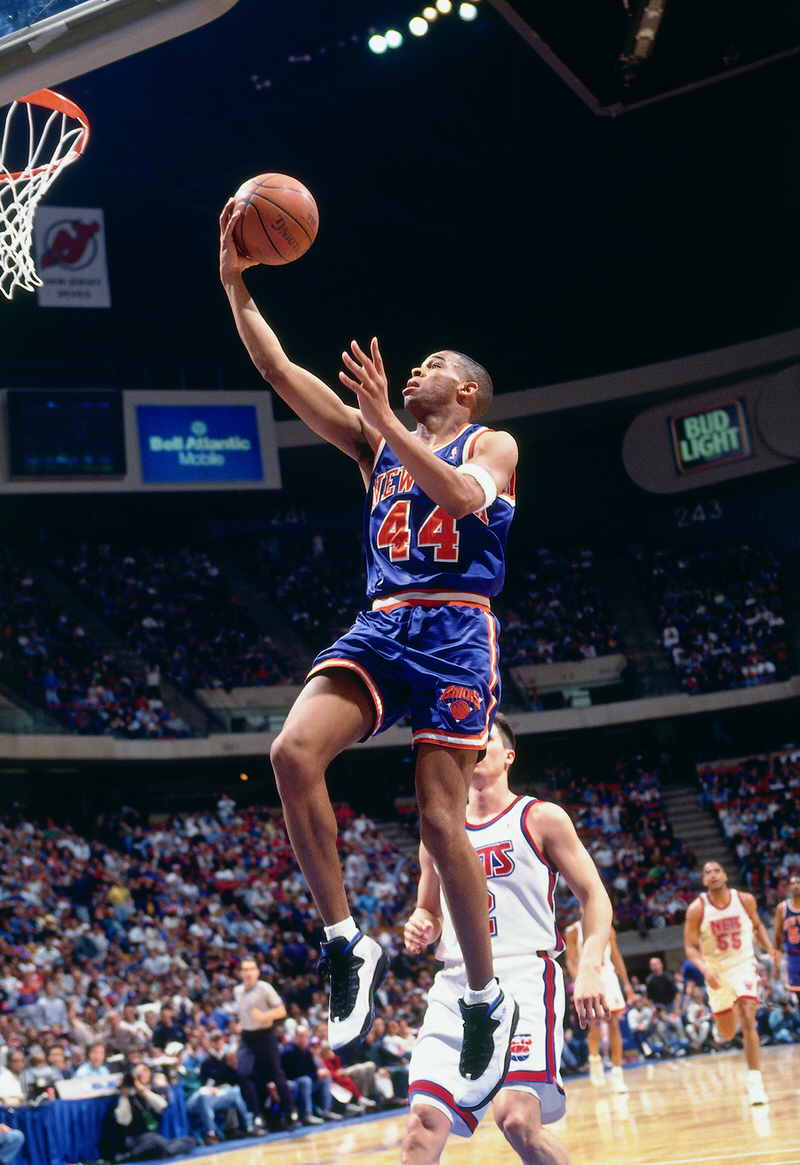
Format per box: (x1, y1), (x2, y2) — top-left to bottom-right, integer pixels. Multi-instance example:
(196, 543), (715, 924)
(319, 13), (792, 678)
(457, 462), (498, 511)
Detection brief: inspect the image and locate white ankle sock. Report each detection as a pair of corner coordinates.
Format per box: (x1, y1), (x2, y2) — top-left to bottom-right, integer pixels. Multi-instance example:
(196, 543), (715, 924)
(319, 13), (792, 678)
(324, 917), (359, 942)
(463, 978), (498, 1006)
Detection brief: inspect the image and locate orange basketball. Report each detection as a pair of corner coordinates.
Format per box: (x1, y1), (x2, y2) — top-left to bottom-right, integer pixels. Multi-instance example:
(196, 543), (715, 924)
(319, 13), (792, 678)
(231, 173), (318, 266)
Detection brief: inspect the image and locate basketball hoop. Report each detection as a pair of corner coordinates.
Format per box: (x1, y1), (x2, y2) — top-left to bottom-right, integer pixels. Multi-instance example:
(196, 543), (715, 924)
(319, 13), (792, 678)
(0, 88), (90, 299)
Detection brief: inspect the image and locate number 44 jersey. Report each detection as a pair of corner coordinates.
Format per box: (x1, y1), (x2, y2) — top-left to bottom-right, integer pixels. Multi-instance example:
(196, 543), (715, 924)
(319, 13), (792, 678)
(365, 424), (516, 603)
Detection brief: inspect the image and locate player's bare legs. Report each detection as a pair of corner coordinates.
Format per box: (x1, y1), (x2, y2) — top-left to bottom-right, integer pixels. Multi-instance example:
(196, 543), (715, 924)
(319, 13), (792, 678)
(401, 1093), (572, 1165)
(270, 671), (373, 925)
(588, 1015), (627, 1092)
(713, 1009), (737, 1044)
(413, 743), (492, 990)
(414, 743), (518, 1110)
(715, 999), (766, 1104)
(271, 672), (390, 1053)
(400, 1105), (451, 1165)
(493, 1091), (572, 1165)
(735, 997), (761, 1071)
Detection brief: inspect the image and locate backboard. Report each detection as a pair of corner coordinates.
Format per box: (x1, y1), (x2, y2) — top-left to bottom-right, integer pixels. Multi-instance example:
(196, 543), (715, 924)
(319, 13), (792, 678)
(0, 0), (240, 107)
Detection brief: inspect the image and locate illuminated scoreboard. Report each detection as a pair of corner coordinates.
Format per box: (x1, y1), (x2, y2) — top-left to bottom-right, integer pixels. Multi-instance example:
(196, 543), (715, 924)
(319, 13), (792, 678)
(669, 399), (753, 475)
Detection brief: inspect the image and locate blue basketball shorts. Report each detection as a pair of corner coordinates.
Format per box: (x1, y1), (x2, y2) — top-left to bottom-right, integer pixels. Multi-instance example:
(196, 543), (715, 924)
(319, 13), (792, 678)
(307, 593), (501, 750)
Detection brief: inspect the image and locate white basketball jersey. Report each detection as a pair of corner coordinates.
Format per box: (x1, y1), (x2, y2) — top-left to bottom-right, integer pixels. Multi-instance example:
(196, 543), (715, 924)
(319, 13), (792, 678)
(570, 920), (625, 1011)
(698, 889), (755, 969)
(436, 795), (563, 968)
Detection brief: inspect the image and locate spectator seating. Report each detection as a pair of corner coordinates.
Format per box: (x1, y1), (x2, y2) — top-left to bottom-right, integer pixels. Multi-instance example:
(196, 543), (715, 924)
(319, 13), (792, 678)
(632, 544), (791, 694)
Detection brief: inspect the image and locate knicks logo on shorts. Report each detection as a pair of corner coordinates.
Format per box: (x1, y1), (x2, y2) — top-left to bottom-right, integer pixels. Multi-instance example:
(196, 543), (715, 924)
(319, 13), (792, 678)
(510, 1034), (532, 1062)
(438, 684), (482, 722)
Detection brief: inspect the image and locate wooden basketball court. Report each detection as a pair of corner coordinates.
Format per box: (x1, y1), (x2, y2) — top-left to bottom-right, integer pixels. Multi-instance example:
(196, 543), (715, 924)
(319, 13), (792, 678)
(179, 1044), (799, 1165)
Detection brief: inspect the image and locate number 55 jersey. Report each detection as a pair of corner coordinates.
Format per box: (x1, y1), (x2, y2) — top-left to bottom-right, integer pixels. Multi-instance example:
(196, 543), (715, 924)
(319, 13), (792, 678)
(698, 888), (759, 1012)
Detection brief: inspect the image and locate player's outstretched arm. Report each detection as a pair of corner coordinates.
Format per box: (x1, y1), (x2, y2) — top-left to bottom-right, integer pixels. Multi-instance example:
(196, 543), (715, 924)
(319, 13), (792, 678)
(564, 923), (580, 982)
(773, 901), (786, 979)
(609, 928), (635, 1004)
(683, 899), (718, 988)
(528, 802), (612, 1027)
(742, 891), (777, 964)
(404, 844), (444, 954)
(219, 201), (377, 470)
(773, 901), (785, 955)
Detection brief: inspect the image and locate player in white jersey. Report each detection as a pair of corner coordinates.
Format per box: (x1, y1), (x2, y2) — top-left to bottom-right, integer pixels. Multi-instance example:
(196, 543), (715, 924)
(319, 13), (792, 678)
(684, 860), (776, 1106)
(565, 920), (633, 1093)
(402, 713), (612, 1165)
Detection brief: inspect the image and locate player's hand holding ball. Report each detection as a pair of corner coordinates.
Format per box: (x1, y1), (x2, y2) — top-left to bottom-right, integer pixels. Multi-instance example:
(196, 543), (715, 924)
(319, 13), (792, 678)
(220, 172), (318, 286)
(229, 172), (318, 264)
(219, 198), (258, 282)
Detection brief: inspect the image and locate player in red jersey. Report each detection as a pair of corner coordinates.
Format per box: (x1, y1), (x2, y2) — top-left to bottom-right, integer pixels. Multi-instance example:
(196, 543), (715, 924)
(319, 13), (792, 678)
(220, 202), (518, 1111)
(684, 860), (776, 1105)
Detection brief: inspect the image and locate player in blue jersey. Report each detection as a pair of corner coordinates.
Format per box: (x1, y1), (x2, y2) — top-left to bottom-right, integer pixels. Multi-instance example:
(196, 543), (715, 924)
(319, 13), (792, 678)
(220, 201), (519, 1110)
(774, 873), (800, 1004)
(402, 712), (612, 1165)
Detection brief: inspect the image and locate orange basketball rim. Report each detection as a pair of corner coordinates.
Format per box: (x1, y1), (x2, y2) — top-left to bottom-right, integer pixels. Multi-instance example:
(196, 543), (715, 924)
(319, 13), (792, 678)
(0, 88), (90, 299)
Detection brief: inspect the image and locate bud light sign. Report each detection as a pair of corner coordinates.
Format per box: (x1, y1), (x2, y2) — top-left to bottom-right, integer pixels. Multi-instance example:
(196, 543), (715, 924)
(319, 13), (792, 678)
(137, 405), (264, 483)
(670, 399), (752, 475)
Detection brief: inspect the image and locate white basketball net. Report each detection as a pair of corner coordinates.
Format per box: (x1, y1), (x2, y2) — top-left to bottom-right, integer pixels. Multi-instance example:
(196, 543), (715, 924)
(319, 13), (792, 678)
(0, 89), (90, 299)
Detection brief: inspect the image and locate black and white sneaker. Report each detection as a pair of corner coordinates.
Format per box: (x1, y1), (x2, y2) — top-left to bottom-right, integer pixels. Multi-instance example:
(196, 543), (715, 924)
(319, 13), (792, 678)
(454, 982), (519, 1111)
(318, 931), (389, 1053)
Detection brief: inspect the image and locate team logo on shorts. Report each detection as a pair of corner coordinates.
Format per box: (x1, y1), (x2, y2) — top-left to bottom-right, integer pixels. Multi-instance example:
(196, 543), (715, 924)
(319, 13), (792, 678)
(510, 1033), (532, 1062)
(438, 684), (482, 722)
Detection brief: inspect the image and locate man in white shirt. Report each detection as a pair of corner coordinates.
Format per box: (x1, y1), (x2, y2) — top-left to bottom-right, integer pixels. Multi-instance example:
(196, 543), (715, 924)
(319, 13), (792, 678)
(0, 1052), (26, 1106)
(233, 957), (297, 1132)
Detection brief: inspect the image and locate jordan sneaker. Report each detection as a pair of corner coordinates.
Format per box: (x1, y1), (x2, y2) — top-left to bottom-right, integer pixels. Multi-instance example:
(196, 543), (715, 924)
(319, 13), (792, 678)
(318, 931), (389, 1053)
(455, 982), (519, 1111)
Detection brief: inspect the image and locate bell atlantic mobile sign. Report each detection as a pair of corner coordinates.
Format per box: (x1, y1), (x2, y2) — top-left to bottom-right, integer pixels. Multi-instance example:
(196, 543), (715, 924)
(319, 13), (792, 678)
(137, 404), (263, 482)
(0, 389), (281, 493)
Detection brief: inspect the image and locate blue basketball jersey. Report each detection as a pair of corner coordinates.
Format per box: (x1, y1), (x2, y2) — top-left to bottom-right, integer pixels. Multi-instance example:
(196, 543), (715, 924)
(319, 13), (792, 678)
(781, 900), (800, 991)
(364, 423), (516, 602)
(782, 900), (800, 956)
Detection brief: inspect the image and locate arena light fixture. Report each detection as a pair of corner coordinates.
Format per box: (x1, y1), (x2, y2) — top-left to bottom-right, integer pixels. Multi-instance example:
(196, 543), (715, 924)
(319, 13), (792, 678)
(369, 0), (483, 59)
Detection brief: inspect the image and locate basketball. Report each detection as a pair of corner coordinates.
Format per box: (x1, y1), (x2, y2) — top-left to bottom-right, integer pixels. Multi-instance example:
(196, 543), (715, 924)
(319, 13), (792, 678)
(231, 173), (318, 266)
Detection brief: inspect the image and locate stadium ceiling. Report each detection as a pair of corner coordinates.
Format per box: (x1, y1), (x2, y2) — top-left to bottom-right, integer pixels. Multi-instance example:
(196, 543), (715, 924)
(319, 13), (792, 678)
(488, 0), (800, 114)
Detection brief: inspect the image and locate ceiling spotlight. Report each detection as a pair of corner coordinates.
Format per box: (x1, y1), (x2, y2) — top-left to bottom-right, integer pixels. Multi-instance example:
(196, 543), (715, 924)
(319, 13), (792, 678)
(436, 0), (453, 12)
(409, 16), (428, 35)
(459, 2), (478, 19)
(368, 33), (388, 53)
(422, 6), (438, 19)
(385, 28), (403, 48)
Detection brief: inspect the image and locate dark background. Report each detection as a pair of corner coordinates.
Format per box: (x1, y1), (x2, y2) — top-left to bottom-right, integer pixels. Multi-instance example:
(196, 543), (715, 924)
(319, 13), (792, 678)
(2, 2), (800, 818)
(1, 0), (799, 407)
